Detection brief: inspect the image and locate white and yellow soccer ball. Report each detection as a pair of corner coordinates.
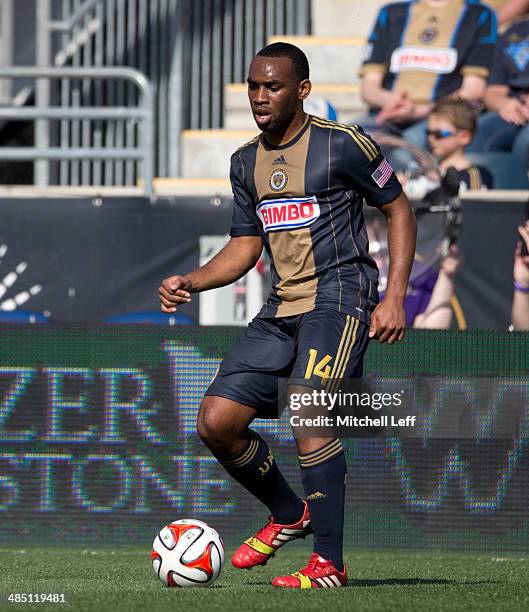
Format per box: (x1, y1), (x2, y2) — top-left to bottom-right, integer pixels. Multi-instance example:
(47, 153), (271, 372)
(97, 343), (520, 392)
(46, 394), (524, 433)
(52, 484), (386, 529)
(152, 519), (225, 588)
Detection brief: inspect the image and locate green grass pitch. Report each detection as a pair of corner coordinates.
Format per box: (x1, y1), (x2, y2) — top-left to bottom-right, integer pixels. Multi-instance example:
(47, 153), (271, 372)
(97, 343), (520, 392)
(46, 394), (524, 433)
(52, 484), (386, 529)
(1, 546), (528, 612)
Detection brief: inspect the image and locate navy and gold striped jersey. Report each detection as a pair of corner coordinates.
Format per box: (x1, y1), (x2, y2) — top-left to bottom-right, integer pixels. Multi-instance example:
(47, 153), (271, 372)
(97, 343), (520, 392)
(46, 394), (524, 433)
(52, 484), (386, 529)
(457, 164), (493, 191)
(229, 115), (402, 325)
(362, 0), (497, 105)
(489, 19), (529, 96)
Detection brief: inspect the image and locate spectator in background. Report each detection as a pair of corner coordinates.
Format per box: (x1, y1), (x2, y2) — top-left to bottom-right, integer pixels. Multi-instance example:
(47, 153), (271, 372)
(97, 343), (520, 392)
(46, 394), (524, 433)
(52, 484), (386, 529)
(468, 17), (529, 168)
(511, 219), (529, 329)
(360, 0), (496, 148)
(369, 209), (463, 329)
(428, 99), (493, 190)
(376, 244), (463, 329)
(413, 245), (462, 328)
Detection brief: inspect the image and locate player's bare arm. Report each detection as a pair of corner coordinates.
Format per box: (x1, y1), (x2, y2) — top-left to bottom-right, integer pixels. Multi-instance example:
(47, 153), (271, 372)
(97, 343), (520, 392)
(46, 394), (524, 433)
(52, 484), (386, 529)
(158, 235), (263, 313)
(369, 191), (416, 344)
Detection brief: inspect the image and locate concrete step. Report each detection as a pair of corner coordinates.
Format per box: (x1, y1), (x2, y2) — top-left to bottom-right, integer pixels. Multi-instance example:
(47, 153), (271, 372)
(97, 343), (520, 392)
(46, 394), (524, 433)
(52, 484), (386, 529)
(224, 83), (365, 129)
(311, 0), (386, 37)
(181, 129), (257, 179)
(268, 35), (366, 84)
(154, 177), (232, 197)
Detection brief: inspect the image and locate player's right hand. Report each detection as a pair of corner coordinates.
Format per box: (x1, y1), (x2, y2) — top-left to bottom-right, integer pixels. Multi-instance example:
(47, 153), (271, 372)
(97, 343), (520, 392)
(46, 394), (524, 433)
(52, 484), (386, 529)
(158, 275), (192, 313)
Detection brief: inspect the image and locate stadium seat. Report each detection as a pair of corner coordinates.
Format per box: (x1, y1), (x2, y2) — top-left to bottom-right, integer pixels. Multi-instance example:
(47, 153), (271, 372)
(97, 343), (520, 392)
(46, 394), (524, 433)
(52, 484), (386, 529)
(153, 177), (232, 196)
(181, 129), (257, 178)
(465, 152), (528, 190)
(105, 311), (195, 325)
(0, 310), (50, 323)
(224, 83), (365, 129)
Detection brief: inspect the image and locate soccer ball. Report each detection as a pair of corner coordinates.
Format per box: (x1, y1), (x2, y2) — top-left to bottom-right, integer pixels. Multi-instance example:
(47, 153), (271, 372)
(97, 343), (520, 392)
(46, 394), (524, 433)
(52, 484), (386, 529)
(152, 519), (224, 588)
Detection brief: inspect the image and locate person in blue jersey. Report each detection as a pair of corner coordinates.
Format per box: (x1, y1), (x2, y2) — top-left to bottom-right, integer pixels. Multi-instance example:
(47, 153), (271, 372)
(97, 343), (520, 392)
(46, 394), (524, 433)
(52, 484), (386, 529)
(159, 43), (416, 589)
(360, 0), (497, 148)
(468, 18), (529, 169)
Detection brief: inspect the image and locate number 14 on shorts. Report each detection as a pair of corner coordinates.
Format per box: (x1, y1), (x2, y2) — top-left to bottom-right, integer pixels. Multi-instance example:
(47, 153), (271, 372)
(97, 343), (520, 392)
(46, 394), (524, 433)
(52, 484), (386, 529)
(304, 348), (332, 381)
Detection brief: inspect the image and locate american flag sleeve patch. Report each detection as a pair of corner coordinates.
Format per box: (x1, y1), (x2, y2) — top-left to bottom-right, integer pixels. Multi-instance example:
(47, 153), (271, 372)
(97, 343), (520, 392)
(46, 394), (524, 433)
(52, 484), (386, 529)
(371, 158), (393, 188)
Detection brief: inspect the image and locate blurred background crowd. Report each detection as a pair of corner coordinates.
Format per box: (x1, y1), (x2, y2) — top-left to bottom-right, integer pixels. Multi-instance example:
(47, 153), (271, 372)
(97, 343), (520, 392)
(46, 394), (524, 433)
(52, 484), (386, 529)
(0, 0), (527, 331)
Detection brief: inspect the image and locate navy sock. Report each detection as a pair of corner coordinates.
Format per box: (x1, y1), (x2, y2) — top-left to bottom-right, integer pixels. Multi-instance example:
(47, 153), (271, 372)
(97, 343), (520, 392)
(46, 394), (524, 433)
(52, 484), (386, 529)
(299, 439), (346, 572)
(220, 430), (304, 525)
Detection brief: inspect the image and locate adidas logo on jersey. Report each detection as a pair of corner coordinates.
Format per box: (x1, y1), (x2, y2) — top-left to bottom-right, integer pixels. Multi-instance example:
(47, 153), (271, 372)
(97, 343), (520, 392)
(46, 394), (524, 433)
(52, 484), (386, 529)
(272, 154), (287, 165)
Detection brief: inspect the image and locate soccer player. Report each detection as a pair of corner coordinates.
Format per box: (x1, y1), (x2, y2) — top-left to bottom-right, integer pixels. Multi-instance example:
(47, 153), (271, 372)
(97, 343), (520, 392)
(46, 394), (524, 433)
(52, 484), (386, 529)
(159, 43), (416, 589)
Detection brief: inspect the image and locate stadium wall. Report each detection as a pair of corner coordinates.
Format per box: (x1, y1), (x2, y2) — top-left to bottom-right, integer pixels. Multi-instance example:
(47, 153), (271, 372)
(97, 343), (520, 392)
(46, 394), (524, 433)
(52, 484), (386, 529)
(0, 325), (528, 552)
(0, 196), (525, 327)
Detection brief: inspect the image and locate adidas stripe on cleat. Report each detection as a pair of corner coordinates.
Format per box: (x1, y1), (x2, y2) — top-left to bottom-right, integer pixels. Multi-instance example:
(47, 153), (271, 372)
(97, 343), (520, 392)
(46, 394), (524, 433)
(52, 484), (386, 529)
(272, 553), (348, 588)
(231, 501), (311, 569)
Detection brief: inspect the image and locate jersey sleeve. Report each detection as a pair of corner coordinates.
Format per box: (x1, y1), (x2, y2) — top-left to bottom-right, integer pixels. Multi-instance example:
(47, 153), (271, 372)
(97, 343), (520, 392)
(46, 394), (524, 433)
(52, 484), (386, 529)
(360, 5), (391, 75)
(229, 152), (261, 237)
(460, 6), (497, 79)
(479, 166), (494, 190)
(488, 31), (511, 86)
(339, 125), (402, 208)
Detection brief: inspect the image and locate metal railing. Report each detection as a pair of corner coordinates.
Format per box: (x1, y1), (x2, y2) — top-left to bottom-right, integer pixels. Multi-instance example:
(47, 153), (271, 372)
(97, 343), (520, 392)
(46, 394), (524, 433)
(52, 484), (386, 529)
(0, 0), (13, 105)
(34, 0), (310, 180)
(0, 1), (311, 188)
(181, 0), (311, 131)
(0, 66), (155, 195)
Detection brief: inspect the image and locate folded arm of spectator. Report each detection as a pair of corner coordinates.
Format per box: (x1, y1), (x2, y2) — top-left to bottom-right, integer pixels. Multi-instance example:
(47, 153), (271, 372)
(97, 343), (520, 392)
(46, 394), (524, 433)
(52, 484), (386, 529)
(485, 85), (529, 125)
(375, 93), (432, 125)
(361, 71), (432, 125)
(452, 74), (487, 104)
(498, 0), (529, 26)
(360, 70), (401, 112)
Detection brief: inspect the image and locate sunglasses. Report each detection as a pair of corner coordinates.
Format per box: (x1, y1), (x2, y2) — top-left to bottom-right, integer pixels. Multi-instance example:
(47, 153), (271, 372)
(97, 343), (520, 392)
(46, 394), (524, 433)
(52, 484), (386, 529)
(426, 129), (456, 139)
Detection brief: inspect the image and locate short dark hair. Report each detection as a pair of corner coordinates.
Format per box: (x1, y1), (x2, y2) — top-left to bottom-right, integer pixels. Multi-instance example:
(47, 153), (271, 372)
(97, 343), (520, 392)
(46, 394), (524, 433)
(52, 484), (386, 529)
(431, 98), (478, 134)
(256, 42), (310, 82)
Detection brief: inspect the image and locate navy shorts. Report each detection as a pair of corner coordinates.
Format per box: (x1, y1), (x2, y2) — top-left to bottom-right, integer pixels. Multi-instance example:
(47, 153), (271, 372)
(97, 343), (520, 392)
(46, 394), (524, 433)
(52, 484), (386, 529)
(205, 309), (369, 416)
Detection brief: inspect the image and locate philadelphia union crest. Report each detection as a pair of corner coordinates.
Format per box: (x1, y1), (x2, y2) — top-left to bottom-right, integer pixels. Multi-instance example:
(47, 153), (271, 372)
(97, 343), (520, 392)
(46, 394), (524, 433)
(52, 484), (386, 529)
(420, 27), (438, 43)
(269, 168), (288, 192)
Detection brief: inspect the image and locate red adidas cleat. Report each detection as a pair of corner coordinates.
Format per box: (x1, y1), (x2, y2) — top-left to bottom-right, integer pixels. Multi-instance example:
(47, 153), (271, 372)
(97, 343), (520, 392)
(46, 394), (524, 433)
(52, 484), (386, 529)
(231, 501), (311, 569)
(272, 553), (347, 588)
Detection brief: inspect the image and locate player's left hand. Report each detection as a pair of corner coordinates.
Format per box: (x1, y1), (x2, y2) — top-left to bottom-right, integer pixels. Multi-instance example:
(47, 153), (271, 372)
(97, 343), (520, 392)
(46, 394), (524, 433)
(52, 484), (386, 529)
(368, 297), (406, 344)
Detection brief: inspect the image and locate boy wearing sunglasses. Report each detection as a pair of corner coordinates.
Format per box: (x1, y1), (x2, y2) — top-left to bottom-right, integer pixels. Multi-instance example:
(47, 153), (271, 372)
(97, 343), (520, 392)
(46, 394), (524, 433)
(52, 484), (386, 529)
(427, 99), (494, 190)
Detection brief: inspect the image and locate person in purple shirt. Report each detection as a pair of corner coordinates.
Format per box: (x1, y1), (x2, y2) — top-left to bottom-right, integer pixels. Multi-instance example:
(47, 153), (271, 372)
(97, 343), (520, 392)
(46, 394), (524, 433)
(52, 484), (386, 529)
(379, 245), (462, 329)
